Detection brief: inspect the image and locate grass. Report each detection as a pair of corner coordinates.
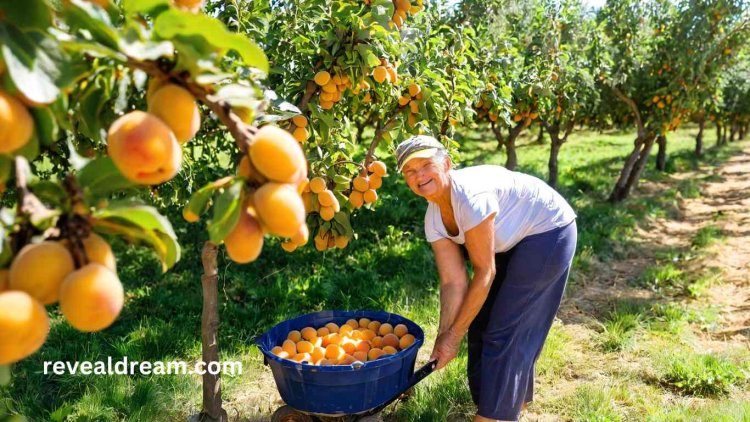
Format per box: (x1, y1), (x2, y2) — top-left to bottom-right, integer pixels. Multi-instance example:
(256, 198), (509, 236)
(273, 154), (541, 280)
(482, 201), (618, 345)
(1, 125), (749, 421)
(660, 352), (747, 397)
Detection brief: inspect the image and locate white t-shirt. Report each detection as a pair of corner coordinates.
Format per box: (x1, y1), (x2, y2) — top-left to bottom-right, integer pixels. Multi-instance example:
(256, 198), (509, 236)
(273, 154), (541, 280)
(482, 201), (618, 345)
(424, 165), (576, 252)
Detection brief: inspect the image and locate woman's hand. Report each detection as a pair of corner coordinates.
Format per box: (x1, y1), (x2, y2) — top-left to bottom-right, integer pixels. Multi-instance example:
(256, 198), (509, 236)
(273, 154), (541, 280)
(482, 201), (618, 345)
(430, 328), (463, 370)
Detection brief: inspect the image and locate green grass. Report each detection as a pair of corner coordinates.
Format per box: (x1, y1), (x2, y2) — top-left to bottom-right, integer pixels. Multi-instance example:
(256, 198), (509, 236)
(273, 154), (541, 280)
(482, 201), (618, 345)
(660, 352), (747, 397)
(2, 125), (749, 421)
(691, 225), (726, 249)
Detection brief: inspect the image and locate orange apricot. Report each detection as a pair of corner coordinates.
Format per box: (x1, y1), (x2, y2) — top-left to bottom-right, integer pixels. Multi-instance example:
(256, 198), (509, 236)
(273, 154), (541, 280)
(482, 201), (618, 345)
(358, 318), (371, 328)
(353, 351), (368, 362)
(368, 348), (385, 360)
(399, 334), (416, 350)
(353, 176), (369, 192)
(296, 341), (314, 354)
(309, 177), (327, 194)
(325, 344), (345, 360)
(382, 346), (398, 355)
(107, 111), (181, 185)
(0, 291), (49, 364)
(282, 339), (297, 356)
(371, 336), (384, 348)
(292, 115), (308, 127)
(368, 161), (387, 176)
(224, 209), (264, 264)
(317, 327), (330, 337)
(249, 125), (306, 183)
(9, 241), (75, 305)
(394, 324), (408, 338)
(318, 190), (337, 207)
(314, 71), (331, 86)
(379, 323), (393, 336)
(383, 333), (400, 349)
(373, 66), (388, 84)
(59, 263), (124, 332)
(301, 327), (317, 341)
(254, 183), (306, 238)
(367, 320), (381, 333)
(0, 269), (8, 292)
(0, 90), (34, 154)
(287, 330), (302, 342)
(368, 174), (382, 190)
(363, 189), (378, 204)
(148, 84), (201, 143)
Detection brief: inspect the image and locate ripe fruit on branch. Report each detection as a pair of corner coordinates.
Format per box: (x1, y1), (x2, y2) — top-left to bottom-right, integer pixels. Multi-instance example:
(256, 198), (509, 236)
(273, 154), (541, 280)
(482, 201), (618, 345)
(224, 206), (265, 263)
(0, 291), (49, 364)
(107, 111), (182, 185)
(59, 264), (124, 332)
(9, 241), (75, 305)
(249, 125), (307, 183)
(147, 84), (201, 144)
(0, 90), (34, 154)
(254, 183), (306, 238)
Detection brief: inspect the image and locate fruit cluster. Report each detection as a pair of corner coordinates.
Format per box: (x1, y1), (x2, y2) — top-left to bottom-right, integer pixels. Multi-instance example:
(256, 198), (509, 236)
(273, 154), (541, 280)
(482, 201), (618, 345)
(220, 125), (309, 263)
(398, 83), (424, 127)
(108, 80), (202, 185)
(348, 160), (387, 209)
(271, 318), (417, 366)
(0, 234), (123, 364)
(372, 58), (398, 85)
(390, 0), (425, 29)
(314, 71), (353, 110)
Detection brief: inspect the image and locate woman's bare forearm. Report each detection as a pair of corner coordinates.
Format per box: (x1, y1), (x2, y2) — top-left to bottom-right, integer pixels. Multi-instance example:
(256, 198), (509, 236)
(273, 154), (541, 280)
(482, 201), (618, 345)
(438, 281), (467, 336)
(448, 269), (495, 337)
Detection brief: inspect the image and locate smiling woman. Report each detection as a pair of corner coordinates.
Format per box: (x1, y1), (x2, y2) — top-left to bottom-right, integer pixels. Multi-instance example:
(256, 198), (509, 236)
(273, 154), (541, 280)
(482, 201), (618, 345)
(396, 136), (578, 422)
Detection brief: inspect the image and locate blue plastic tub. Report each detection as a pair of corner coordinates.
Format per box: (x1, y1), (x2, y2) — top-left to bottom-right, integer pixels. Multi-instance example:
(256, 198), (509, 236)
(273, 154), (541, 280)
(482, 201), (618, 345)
(255, 310), (425, 416)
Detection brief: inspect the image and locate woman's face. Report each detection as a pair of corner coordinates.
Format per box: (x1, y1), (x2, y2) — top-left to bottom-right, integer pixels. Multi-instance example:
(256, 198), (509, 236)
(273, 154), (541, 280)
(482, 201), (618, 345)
(401, 156), (451, 201)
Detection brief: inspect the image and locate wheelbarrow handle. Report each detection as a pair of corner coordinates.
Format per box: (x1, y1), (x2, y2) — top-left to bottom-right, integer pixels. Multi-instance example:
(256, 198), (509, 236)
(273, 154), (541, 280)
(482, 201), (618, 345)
(407, 359), (437, 390)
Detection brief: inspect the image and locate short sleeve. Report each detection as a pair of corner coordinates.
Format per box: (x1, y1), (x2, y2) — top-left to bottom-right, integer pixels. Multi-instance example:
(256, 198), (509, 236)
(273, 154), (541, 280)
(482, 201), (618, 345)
(424, 205), (444, 242)
(459, 192), (499, 233)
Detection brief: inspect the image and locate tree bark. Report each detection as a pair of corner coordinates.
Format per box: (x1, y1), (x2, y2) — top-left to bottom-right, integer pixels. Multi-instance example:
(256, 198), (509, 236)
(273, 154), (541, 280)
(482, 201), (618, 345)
(716, 122), (723, 146)
(609, 133), (657, 203)
(729, 124), (737, 142)
(536, 124), (546, 144)
(656, 135), (667, 171)
(547, 128), (562, 188)
(695, 119), (705, 157)
(201, 242), (227, 422)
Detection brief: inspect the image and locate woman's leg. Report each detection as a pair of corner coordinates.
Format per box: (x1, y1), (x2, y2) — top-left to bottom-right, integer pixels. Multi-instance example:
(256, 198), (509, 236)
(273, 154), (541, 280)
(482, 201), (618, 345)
(475, 222), (577, 421)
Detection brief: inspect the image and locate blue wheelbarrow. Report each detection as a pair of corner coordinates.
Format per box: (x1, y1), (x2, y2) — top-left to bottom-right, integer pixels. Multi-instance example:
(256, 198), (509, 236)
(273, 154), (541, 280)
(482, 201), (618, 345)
(255, 310), (436, 421)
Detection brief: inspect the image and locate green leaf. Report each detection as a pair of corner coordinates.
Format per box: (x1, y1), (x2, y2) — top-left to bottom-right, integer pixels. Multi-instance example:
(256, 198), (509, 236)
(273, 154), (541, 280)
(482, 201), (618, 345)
(0, 156), (11, 185)
(0, 24), (73, 106)
(207, 180), (243, 244)
(121, 0), (170, 16)
(30, 107), (59, 147)
(332, 211), (354, 239)
(77, 75), (110, 143)
(0, 365), (10, 387)
(30, 181), (67, 206)
(77, 157), (136, 197)
(63, 0), (120, 51)
(0, 0), (53, 30)
(14, 132), (39, 161)
(153, 9), (269, 74)
(184, 177), (235, 220)
(93, 202), (180, 271)
(356, 44), (381, 67)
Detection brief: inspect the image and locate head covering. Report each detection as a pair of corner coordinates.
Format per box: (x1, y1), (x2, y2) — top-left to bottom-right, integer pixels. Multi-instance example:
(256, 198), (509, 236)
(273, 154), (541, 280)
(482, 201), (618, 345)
(395, 135), (447, 172)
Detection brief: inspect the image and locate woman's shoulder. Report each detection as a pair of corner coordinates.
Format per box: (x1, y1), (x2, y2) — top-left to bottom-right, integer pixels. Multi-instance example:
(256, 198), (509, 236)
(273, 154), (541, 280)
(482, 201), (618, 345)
(451, 165), (510, 196)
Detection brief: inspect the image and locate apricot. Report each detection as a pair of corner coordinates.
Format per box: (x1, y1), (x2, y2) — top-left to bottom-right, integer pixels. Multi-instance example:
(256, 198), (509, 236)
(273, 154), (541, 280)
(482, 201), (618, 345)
(107, 111), (182, 185)
(341, 339), (357, 354)
(409, 101), (419, 114)
(335, 236), (349, 249)
(77, 233), (117, 272)
(408, 83), (421, 97)
(281, 241), (297, 252)
(338, 354), (357, 365)
(317, 327), (330, 337)
(0, 291), (49, 364)
(352, 176), (369, 192)
(394, 324), (408, 338)
(368, 161), (387, 176)
(292, 127), (309, 143)
(363, 189), (378, 204)
(172, 0), (204, 9)
(309, 177), (327, 194)
(318, 190), (336, 207)
(339, 324), (354, 337)
(148, 84), (201, 143)
(282, 339), (297, 356)
(325, 344), (345, 361)
(0, 90), (34, 154)
(301, 326), (317, 341)
(398, 95), (411, 106)
(224, 209), (264, 264)
(319, 206), (335, 221)
(399, 334), (416, 350)
(379, 323), (393, 336)
(314, 71), (331, 86)
(371, 336), (384, 348)
(355, 341), (370, 353)
(249, 125), (306, 183)
(292, 115), (308, 127)
(0, 269), (8, 292)
(311, 346), (326, 363)
(383, 333), (400, 349)
(59, 263), (124, 332)
(387, 67), (398, 84)
(358, 318), (371, 328)
(296, 341), (314, 354)
(291, 225), (309, 246)
(368, 348), (385, 360)
(237, 155), (252, 178)
(254, 183), (306, 238)
(320, 100), (334, 110)
(346, 319), (359, 329)
(271, 346), (284, 356)
(367, 320), (381, 333)
(291, 353), (311, 363)
(373, 66), (388, 84)
(9, 242), (74, 305)
(382, 346), (397, 355)
(353, 351), (368, 362)
(325, 322), (339, 333)
(314, 233), (328, 252)
(287, 330), (302, 342)
(349, 191), (364, 208)
(183, 209), (200, 223)
(368, 174), (383, 190)
(302, 192), (314, 213)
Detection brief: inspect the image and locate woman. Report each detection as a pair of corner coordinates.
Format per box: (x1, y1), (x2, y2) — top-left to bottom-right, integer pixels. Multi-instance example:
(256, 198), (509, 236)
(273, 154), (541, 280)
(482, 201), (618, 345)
(396, 135), (577, 422)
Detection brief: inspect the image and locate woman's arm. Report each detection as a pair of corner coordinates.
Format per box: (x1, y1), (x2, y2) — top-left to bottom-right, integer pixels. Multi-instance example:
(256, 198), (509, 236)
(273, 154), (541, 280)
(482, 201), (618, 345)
(431, 214), (497, 369)
(431, 238), (469, 337)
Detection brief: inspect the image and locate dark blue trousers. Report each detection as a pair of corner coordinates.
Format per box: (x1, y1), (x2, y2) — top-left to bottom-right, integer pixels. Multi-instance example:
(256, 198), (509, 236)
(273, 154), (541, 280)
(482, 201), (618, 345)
(467, 221), (577, 421)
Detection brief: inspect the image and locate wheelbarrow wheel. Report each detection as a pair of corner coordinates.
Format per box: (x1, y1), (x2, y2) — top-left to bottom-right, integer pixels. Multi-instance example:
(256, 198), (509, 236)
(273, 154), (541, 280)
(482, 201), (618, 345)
(271, 405), (314, 422)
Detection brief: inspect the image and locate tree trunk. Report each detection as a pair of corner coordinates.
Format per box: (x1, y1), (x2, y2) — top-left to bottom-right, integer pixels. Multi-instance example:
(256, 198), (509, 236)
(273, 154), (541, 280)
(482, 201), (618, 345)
(547, 129), (562, 189)
(656, 135), (667, 171)
(201, 242), (227, 422)
(695, 119), (705, 157)
(492, 124), (504, 151)
(504, 123), (525, 171)
(716, 122), (723, 146)
(536, 124), (546, 144)
(609, 133), (657, 203)
(729, 124), (737, 142)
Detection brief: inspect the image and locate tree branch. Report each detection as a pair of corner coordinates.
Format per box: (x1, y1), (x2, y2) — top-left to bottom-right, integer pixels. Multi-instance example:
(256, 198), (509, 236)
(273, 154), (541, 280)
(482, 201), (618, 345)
(611, 86), (645, 137)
